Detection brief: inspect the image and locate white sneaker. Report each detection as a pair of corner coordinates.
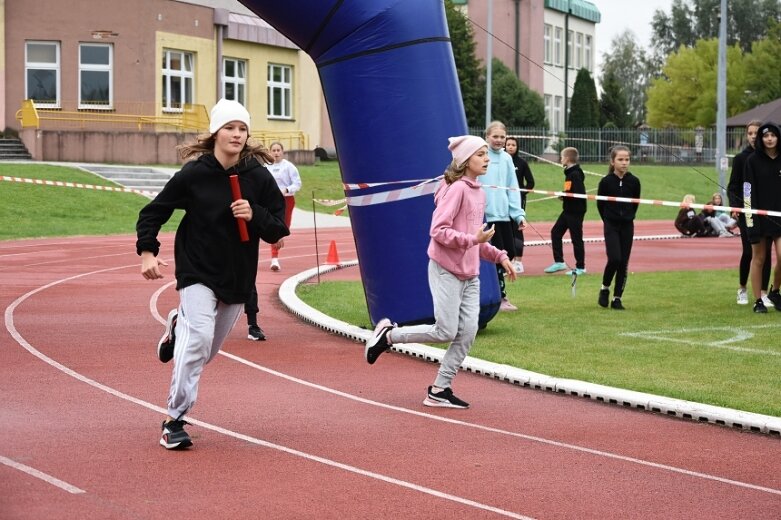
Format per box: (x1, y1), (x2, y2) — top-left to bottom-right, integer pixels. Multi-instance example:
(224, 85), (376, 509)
(512, 260), (524, 274)
(736, 288), (748, 305)
(270, 258), (280, 271)
(761, 294), (774, 308)
(499, 297), (517, 311)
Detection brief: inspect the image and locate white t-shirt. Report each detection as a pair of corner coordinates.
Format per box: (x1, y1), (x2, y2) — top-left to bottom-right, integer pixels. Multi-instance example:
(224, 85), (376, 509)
(268, 159), (302, 195)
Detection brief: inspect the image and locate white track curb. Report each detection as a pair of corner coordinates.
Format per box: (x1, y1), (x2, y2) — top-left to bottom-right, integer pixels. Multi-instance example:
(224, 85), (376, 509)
(279, 261), (781, 436)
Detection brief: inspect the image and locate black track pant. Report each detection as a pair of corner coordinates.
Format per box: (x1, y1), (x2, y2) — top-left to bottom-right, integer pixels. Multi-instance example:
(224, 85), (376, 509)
(602, 219), (634, 298)
(244, 286), (258, 327)
(737, 214), (771, 288)
(551, 212), (585, 269)
(489, 220), (517, 298)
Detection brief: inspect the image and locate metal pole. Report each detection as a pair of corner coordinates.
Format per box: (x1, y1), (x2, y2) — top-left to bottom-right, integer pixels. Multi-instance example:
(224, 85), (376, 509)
(514, 0), (520, 76)
(563, 0), (570, 134)
(312, 190), (321, 283)
(716, 0), (728, 197)
(485, 0), (493, 128)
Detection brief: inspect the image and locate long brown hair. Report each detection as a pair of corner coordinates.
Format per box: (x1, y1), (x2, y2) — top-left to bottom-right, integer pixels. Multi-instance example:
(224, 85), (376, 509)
(443, 159), (468, 185)
(178, 134), (273, 165)
(608, 145), (630, 174)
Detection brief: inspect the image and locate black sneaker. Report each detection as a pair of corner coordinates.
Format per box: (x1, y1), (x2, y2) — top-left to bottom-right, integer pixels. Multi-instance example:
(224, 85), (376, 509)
(766, 287), (781, 311)
(160, 419), (192, 450)
(365, 318), (394, 365)
(753, 298), (768, 313)
(157, 309), (177, 363)
(423, 386), (469, 409)
(598, 288), (610, 308)
(247, 325), (266, 341)
(611, 298), (625, 310)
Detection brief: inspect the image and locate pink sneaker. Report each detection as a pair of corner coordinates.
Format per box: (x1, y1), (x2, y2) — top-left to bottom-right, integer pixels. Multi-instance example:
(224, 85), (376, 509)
(499, 297), (517, 312)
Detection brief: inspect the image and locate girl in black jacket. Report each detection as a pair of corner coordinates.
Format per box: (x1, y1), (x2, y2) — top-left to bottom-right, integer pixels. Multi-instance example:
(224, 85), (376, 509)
(743, 122), (781, 313)
(597, 145), (641, 310)
(136, 99), (289, 449)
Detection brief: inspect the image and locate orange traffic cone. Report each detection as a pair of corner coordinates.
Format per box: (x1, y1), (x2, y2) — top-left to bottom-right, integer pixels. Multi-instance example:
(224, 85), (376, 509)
(325, 240), (341, 265)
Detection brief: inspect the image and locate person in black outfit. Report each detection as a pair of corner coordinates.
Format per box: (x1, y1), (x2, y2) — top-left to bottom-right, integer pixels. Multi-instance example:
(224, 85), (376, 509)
(544, 147), (587, 275)
(726, 120), (772, 306)
(674, 194), (708, 237)
(743, 122), (781, 313)
(137, 99), (289, 449)
(597, 145), (641, 310)
(505, 136), (534, 273)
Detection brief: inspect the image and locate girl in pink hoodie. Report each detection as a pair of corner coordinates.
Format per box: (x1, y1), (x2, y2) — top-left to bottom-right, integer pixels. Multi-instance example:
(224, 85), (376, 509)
(364, 135), (516, 408)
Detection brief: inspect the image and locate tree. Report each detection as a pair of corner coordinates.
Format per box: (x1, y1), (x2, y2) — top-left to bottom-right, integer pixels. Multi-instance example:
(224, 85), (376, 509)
(444, 0), (485, 128)
(646, 39), (747, 127)
(741, 20), (781, 107)
(600, 30), (652, 125)
(599, 69), (631, 128)
(568, 68), (599, 128)
(490, 59), (545, 128)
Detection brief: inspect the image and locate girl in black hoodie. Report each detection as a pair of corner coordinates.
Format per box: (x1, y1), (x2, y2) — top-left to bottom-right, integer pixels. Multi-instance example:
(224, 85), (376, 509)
(136, 99), (289, 449)
(743, 122), (781, 313)
(596, 145), (641, 310)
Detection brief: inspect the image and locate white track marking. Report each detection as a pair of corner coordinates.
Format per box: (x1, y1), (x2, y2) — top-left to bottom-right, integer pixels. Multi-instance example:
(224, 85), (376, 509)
(621, 325), (781, 356)
(4, 265), (533, 520)
(6, 265), (781, 507)
(0, 455), (86, 494)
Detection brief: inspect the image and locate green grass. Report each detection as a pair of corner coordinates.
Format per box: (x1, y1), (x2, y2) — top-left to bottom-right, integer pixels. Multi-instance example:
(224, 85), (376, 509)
(297, 271), (781, 417)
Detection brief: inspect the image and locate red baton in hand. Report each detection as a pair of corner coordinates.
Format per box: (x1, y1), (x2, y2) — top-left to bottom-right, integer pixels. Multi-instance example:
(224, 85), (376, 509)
(229, 174), (249, 242)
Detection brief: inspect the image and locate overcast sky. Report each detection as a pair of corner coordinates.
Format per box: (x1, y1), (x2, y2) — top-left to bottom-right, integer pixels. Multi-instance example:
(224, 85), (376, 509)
(592, 0), (673, 77)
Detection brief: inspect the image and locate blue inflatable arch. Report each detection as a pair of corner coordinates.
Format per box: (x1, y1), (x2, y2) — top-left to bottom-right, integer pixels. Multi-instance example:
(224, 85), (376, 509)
(240, 0), (500, 326)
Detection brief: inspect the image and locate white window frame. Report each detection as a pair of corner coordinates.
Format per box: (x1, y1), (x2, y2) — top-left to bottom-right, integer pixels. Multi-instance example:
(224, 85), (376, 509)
(79, 43), (113, 109)
(567, 30), (574, 69)
(585, 35), (593, 71)
(544, 94), (552, 130)
(222, 57), (247, 106)
(543, 24), (552, 64)
(25, 41), (60, 108)
(162, 49), (195, 112)
(575, 33), (583, 70)
(553, 96), (562, 134)
(267, 63), (293, 119)
(554, 27), (563, 66)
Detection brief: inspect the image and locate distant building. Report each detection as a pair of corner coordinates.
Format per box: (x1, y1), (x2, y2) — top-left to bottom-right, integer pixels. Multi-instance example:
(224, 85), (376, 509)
(2, 0), (332, 164)
(453, 0), (600, 133)
(726, 97), (781, 128)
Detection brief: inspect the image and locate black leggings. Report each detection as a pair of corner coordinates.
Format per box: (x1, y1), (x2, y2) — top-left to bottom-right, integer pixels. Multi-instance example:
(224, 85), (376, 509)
(489, 220), (517, 298)
(551, 212), (585, 269)
(244, 286), (259, 326)
(602, 220), (634, 298)
(737, 214), (771, 288)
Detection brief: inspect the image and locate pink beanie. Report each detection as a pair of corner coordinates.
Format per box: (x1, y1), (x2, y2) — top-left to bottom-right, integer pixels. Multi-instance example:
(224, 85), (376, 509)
(448, 135), (488, 166)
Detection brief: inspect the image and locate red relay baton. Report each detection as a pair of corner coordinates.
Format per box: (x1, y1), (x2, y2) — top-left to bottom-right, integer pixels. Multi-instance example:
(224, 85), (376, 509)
(228, 174), (250, 242)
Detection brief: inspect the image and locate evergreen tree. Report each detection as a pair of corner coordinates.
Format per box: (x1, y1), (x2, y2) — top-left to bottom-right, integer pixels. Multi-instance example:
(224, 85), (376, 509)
(599, 69), (631, 128)
(444, 0), (485, 128)
(568, 68), (599, 128)
(490, 59), (546, 128)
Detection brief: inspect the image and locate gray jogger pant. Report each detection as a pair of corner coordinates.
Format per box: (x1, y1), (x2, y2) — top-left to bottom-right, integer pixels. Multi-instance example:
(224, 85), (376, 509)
(167, 283), (243, 419)
(387, 260), (480, 389)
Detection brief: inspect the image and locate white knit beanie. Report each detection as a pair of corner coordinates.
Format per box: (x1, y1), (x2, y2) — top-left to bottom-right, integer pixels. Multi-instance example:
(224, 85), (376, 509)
(209, 98), (251, 134)
(448, 135), (488, 166)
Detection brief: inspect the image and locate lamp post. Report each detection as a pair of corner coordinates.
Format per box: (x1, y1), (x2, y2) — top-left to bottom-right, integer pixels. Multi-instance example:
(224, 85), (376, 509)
(485, 0), (493, 128)
(716, 0), (728, 198)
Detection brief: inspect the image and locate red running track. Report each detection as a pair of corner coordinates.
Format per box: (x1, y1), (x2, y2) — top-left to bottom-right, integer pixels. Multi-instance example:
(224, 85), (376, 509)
(1, 222), (779, 519)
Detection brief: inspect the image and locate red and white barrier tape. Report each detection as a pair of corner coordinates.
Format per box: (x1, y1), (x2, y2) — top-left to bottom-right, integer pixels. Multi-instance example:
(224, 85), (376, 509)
(1, 175), (158, 198)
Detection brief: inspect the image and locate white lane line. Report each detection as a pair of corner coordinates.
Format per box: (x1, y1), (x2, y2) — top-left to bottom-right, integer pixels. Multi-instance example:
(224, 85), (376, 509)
(4, 265), (534, 520)
(0, 455), (85, 494)
(8, 264), (781, 506)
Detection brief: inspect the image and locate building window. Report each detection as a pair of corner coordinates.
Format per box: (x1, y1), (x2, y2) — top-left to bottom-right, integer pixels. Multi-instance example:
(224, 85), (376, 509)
(585, 35), (593, 71)
(79, 43), (112, 109)
(575, 33), (583, 70)
(567, 30), (574, 68)
(223, 58), (246, 106)
(25, 41), (60, 107)
(267, 63), (292, 119)
(544, 94), (552, 130)
(553, 96), (562, 134)
(543, 24), (552, 64)
(162, 49), (194, 111)
(554, 27), (562, 66)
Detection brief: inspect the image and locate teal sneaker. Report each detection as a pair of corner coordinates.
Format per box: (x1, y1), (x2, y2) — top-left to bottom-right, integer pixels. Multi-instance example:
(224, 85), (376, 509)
(544, 262), (568, 273)
(565, 268), (587, 275)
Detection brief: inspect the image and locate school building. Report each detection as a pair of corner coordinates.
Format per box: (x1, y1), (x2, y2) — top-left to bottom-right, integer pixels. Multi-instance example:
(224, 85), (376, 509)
(1, 0), (332, 164)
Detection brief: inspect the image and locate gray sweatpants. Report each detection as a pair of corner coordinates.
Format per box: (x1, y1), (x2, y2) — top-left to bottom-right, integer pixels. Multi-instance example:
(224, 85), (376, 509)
(387, 260), (480, 389)
(167, 283), (243, 419)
